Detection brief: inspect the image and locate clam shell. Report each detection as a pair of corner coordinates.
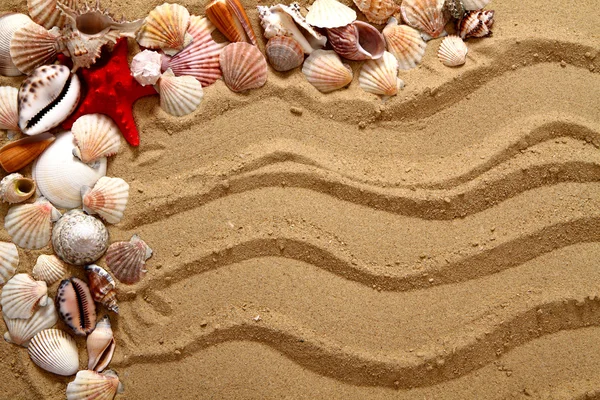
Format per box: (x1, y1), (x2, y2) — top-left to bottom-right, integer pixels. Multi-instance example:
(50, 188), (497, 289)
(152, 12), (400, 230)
(56, 277), (97, 336)
(353, 0), (400, 25)
(265, 36), (304, 72)
(302, 49), (353, 93)
(1, 273), (48, 319)
(155, 69), (204, 117)
(85, 265), (119, 314)
(205, 0), (257, 45)
(87, 315), (115, 371)
(438, 35), (467, 66)
(52, 210), (109, 266)
(106, 234), (153, 285)
(82, 176), (130, 225)
(130, 50), (163, 87)
(28, 328), (79, 376)
(327, 20), (385, 61)
(27, 0), (75, 29)
(383, 17), (427, 70)
(400, 0), (447, 40)
(462, 0), (491, 11)
(66, 370), (122, 400)
(3, 300), (57, 347)
(0, 132), (55, 173)
(0, 86), (19, 131)
(0, 241), (18, 286)
(306, 0), (357, 29)
(219, 42), (268, 93)
(10, 22), (60, 75)
(33, 131), (107, 209)
(32, 254), (68, 285)
(359, 51), (403, 97)
(0, 173), (36, 204)
(4, 197), (61, 250)
(0, 13), (33, 77)
(458, 10), (494, 39)
(72, 114), (121, 165)
(137, 3), (192, 56)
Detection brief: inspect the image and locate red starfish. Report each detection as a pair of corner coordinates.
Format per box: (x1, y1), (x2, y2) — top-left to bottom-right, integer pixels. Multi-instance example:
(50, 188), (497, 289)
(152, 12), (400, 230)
(62, 38), (157, 146)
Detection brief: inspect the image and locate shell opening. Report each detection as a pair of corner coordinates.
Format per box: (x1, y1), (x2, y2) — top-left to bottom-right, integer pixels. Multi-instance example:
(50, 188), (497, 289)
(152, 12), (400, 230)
(25, 76), (73, 131)
(15, 179), (35, 195)
(355, 22), (384, 59)
(76, 12), (112, 35)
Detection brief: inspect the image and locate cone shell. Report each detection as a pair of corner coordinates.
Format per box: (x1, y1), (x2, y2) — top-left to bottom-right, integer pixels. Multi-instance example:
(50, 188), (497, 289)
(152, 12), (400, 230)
(4, 197), (61, 249)
(156, 69), (204, 117)
(137, 3), (193, 56)
(0, 86), (19, 131)
(220, 42), (268, 93)
(52, 210), (109, 266)
(0, 13), (33, 77)
(458, 10), (494, 39)
(353, 0), (400, 25)
(72, 114), (121, 165)
(85, 264), (119, 314)
(462, 0), (491, 11)
(82, 176), (130, 225)
(1, 273), (48, 319)
(0, 132), (55, 173)
(131, 50), (163, 87)
(326, 20), (385, 61)
(383, 17), (427, 70)
(32, 254), (68, 285)
(0, 241), (18, 285)
(9, 22), (60, 75)
(306, 0), (357, 29)
(265, 36), (304, 72)
(438, 35), (467, 66)
(56, 277), (97, 336)
(302, 49), (353, 93)
(400, 0), (447, 40)
(106, 234), (153, 285)
(67, 370), (122, 400)
(3, 300), (58, 347)
(27, 0), (76, 29)
(87, 315), (115, 371)
(0, 173), (36, 204)
(359, 51), (404, 96)
(28, 328), (79, 376)
(205, 0), (257, 45)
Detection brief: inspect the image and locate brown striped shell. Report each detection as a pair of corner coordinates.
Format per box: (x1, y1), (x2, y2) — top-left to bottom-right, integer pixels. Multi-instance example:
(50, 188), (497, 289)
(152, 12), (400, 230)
(265, 36), (304, 72)
(106, 234), (153, 285)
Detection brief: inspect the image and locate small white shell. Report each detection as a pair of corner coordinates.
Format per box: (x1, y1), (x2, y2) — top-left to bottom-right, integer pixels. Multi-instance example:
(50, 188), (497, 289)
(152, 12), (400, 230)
(87, 315), (115, 372)
(438, 35), (467, 66)
(0, 13), (34, 77)
(4, 197), (62, 249)
(155, 69), (204, 117)
(71, 114), (121, 165)
(0, 173), (36, 204)
(66, 370), (122, 400)
(0, 86), (19, 131)
(3, 300), (58, 347)
(52, 210), (109, 266)
(106, 234), (153, 284)
(82, 177), (130, 224)
(136, 3), (193, 56)
(28, 328), (79, 376)
(131, 49), (163, 87)
(32, 254), (68, 284)
(302, 49), (353, 93)
(383, 17), (427, 70)
(1, 273), (48, 319)
(0, 241), (18, 286)
(400, 0), (447, 40)
(306, 0), (357, 29)
(462, 0), (491, 11)
(359, 51), (404, 97)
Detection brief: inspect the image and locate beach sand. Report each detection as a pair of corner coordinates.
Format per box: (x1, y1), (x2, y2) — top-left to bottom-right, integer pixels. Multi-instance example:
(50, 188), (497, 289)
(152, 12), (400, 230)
(1, 0), (599, 398)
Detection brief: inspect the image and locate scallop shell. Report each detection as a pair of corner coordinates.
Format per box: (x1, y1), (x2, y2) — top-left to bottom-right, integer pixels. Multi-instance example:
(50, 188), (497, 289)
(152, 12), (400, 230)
(0, 14), (34, 77)
(0, 241), (18, 286)
(66, 370), (122, 400)
(458, 10), (494, 39)
(4, 197), (61, 250)
(0, 86), (19, 131)
(326, 20), (385, 61)
(265, 36), (304, 72)
(219, 42), (268, 93)
(9, 22), (61, 75)
(52, 210), (109, 266)
(137, 3), (192, 56)
(205, 0), (257, 45)
(0, 133), (55, 173)
(400, 0), (447, 40)
(462, 0), (491, 11)
(28, 328), (79, 376)
(106, 234), (153, 285)
(27, 0), (75, 29)
(306, 0), (357, 29)
(32, 254), (68, 285)
(359, 51), (405, 97)
(438, 35), (467, 66)
(82, 177), (130, 224)
(353, 0), (400, 25)
(33, 131), (107, 209)
(56, 277), (97, 336)
(131, 50), (163, 87)
(1, 273), (48, 319)
(0, 173), (36, 204)
(3, 300), (58, 347)
(383, 17), (427, 70)
(155, 69), (204, 117)
(87, 315), (115, 372)
(302, 49), (353, 93)
(72, 114), (121, 165)
(85, 264), (119, 314)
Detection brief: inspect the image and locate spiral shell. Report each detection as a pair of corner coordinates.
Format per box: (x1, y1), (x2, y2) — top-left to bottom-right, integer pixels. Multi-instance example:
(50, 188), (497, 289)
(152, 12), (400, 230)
(3, 300), (58, 347)
(82, 177), (130, 225)
(326, 20), (385, 61)
(87, 315), (115, 372)
(72, 114), (121, 165)
(220, 42), (268, 93)
(4, 197), (61, 250)
(359, 51), (404, 97)
(52, 210), (109, 266)
(28, 328), (79, 376)
(106, 234), (153, 285)
(458, 10), (494, 39)
(400, 0), (447, 40)
(0, 86), (19, 131)
(353, 0), (400, 25)
(137, 3), (193, 56)
(302, 49), (353, 93)
(156, 69), (204, 117)
(32, 254), (68, 285)
(67, 370), (122, 400)
(306, 0), (357, 29)
(383, 17), (427, 70)
(265, 36), (304, 72)
(0, 13), (33, 77)
(85, 264), (119, 314)
(0, 241), (18, 286)
(56, 277), (97, 336)
(0, 173), (36, 204)
(1, 273), (48, 319)
(438, 35), (467, 66)
(9, 22), (61, 75)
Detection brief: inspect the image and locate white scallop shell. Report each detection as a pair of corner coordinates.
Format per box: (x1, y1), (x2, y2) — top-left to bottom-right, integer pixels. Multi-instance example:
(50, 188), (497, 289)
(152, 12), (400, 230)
(438, 35), (467, 67)
(71, 114), (121, 165)
(462, 0), (491, 10)
(0, 241), (18, 286)
(359, 51), (404, 97)
(67, 370), (122, 400)
(136, 3), (192, 56)
(302, 49), (353, 93)
(155, 69), (204, 117)
(82, 177), (130, 224)
(0, 13), (34, 77)
(306, 0), (357, 29)
(4, 197), (62, 249)
(0, 86), (19, 131)
(87, 315), (115, 372)
(1, 273), (48, 319)
(130, 50), (163, 87)
(32, 254), (68, 284)
(33, 131), (107, 209)
(3, 300), (58, 347)
(400, 0), (447, 40)
(106, 234), (153, 284)
(383, 17), (427, 70)
(28, 328), (79, 376)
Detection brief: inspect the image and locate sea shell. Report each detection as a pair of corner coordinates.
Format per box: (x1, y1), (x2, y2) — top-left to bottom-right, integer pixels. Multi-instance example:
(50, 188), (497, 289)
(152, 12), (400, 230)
(9, 22), (61, 75)
(353, 0), (400, 25)
(444, 0), (465, 19)
(4, 197), (61, 249)
(0, 133), (55, 173)
(438, 35), (467, 66)
(1, 273), (48, 319)
(383, 17), (427, 70)
(66, 370), (122, 400)
(33, 131), (107, 209)
(327, 20), (385, 61)
(306, 0), (357, 29)
(87, 315), (115, 371)
(137, 3), (192, 56)
(32, 254), (68, 285)
(3, 300), (57, 346)
(0, 86), (19, 131)
(56, 277), (97, 336)
(0, 173), (36, 204)
(0, 241), (18, 286)
(85, 264), (119, 314)
(27, 0), (75, 29)
(458, 10), (494, 39)
(462, 0), (491, 11)
(106, 234), (153, 284)
(220, 42), (268, 93)
(131, 50), (163, 87)
(265, 36), (304, 72)
(28, 328), (79, 376)
(72, 114), (121, 165)
(155, 69), (204, 117)
(302, 49), (353, 93)
(359, 51), (404, 97)
(400, 0), (447, 40)
(52, 210), (109, 266)
(205, 0), (257, 45)
(0, 14), (34, 77)
(18, 65), (81, 135)
(82, 176), (130, 224)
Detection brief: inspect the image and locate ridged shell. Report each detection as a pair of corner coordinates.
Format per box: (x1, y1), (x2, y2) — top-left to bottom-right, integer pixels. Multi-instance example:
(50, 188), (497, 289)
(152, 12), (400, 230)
(0, 133), (55, 173)
(155, 69), (204, 117)
(131, 50), (163, 87)
(32, 254), (68, 285)
(82, 176), (130, 224)
(353, 0), (400, 25)
(56, 277), (97, 336)
(1, 273), (48, 319)
(220, 42), (268, 93)
(205, 0), (257, 45)
(462, 0), (491, 11)
(52, 210), (109, 266)
(106, 234), (153, 285)
(87, 315), (115, 371)
(4, 197), (61, 249)
(3, 300), (57, 346)
(0, 14), (33, 77)
(0, 173), (36, 204)
(28, 328), (79, 376)
(265, 36), (304, 72)
(306, 0), (357, 29)
(33, 131), (107, 209)
(66, 370), (122, 400)
(0, 86), (19, 131)
(9, 22), (60, 75)
(400, 0), (447, 40)
(326, 20), (386, 61)
(27, 0), (75, 29)
(85, 265), (119, 314)
(72, 114), (121, 165)
(359, 51), (403, 97)
(302, 49), (353, 93)
(458, 10), (494, 39)
(0, 241), (18, 285)
(383, 17), (427, 70)
(438, 35), (467, 66)
(137, 3), (192, 56)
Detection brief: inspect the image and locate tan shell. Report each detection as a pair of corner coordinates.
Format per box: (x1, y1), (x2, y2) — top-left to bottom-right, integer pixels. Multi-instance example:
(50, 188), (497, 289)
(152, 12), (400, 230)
(326, 20), (386, 61)
(0, 86), (19, 131)
(82, 176), (130, 224)
(32, 254), (68, 285)
(0, 133), (55, 173)
(72, 114), (121, 165)
(359, 51), (403, 97)
(219, 42), (268, 93)
(106, 234), (153, 285)
(302, 49), (353, 93)
(353, 0), (400, 25)
(458, 10), (494, 39)
(155, 69), (204, 117)
(3, 300), (57, 347)
(306, 0), (357, 29)
(383, 17), (427, 70)
(85, 264), (119, 314)
(1, 273), (48, 319)
(4, 197), (61, 249)
(205, 0), (257, 45)
(0, 241), (18, 286)
(27, 0), (76, 29)
(438, 35), (467, 66)
(28, 328), (79, 376)
(0, 173), (36, 204)
(9, 22), (60, 75)
(67, 370), (122, 400)
(265, 36), (305, 72)
(137, 3), (193, 56)
(87, 315), (115, 372)
(0, 13), (34, 77)
(400, 0), (447, 40)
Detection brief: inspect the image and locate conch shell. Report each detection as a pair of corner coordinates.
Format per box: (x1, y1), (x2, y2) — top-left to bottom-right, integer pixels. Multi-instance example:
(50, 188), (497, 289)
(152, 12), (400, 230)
(326, 20), (385, 61)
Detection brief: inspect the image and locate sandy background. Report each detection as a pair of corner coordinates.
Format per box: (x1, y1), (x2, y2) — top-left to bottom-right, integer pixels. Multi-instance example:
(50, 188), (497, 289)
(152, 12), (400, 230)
(1, 0), (600, 398)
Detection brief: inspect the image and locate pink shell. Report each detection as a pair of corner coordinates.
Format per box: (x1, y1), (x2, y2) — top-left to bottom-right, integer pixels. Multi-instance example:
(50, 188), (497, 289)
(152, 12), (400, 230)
(219, 42), (268, 92)
(106, 234), (153, 285)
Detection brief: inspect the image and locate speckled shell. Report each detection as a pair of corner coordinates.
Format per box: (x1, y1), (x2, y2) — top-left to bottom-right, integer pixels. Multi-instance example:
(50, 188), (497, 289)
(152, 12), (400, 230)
(383, 17), (427, 70)
(302, 49), (353, 93)
(458, 10), (494, 39)
(106, 234), (153, 284)
(4, 197), (62, 250)
(131, 50), (163, 87)
(220, 42), (268, 92)
(326, 20), (386, 61)
(85, 264), (119, 314)
(82, 176), (130, 225)
(155, 69), (204, 117)
(66, 370), (122, 400)
(28, 328), (79, 376)
(0, 86), (19, 131)
(438, 35), (467, 66)
(359, 51), (404, 97)
(72, 114), (121, 165)
(87, 315), (115, 371)
(445, 0), (465, 19)
(32, 254), (68, 284)
(353, 0), (400, 25)
(205, 0), (257, 45)
(137, 3), (193, 56)
(462, 0), (491, 11)
(9, 22), (61, 75)
(0, 241), (18, 285)
(306, 0), (357, 29)
(3, 300), (57, 347)
(1, 273), (48, 319)
(400, 0), (447, 40)
(0, 173), (36, 204)
(27, 0), (75, 29)
(265, 36), (304, 72)
(56, 278), (96, 336)
(0, 14), (34, 77)
(52, 210), (109, 266)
